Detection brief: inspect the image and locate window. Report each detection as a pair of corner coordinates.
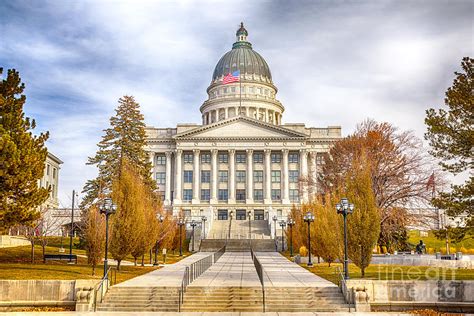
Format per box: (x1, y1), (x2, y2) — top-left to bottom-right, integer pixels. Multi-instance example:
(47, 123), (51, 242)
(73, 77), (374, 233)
(156, 172), (166, 184)
(219, 153), (228, 163)
(249, 87), (254, 94)
(271, 170), (281, 183)
(184, 209), (191, 218)
(271, 189), (281, 201)
(288, 153), (299, 163)
(158, 191), (165, 201)
(184, 171), (193, 183)
(223, 87), (228, 93)
(201, 189), (210, 201)
(254, 189), (264, 201)
(290, 189), (300, 202)
(53, 168), (57, 179)
(219, 170), (228, 182)
(156, 155), (166, 165)
(218, 189), (228, 201)
(236, 189), (246, 201)
(46, 165), (50, 176)
(253, 152), (263, 163)
(236, 153), (246, 163)
(183, 189), (193, 201)
(253, 170), (263, 183)
(201, 153), (211, 163)
(271, 152), (281, 163)
(201, 170), (210, 183)
(317, 153), (325, 165)
(231, 86), (236, 93)
(236, 171), (246, 183)
(289, 170), (299, 183)
(183, 153), (193, 164)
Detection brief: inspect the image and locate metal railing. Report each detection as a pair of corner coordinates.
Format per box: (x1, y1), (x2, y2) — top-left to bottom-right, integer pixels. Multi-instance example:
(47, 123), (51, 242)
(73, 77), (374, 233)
(335, 266), (350, 303)
(250, 248), (265, 312)
(93, 267), (117, 311)
(214, 245), (226, 263)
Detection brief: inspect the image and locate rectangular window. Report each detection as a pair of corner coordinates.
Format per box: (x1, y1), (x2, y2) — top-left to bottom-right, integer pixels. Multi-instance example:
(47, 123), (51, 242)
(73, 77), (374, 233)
(288, 153), (299, 163)
(271, 153), (281, 163)
(253, 170), (263, 183)
(231, 86), (236, 93)
(184, 171), (193, 183)
(201, 170), (211, 183)
(218, 189), (228, 201)
(156, 155), (166, 165)
(201, 189), (210, 201)
(289, 170), (299, 183)
(236, 189), (246, 201)
(253, 152), (263, 163)
(219, 170), (228, 182)
(271, 189), (281, 201)
(271, 170), (281, 183)
(184, 209), (191, 218)
(317, 153), (325, 165)
(236, 171), (246, 183)
(46, 165), (50, 176)
(254, 189), (263, 201)
(219, 153), (228, 163)
(156, 172), (166, 184)
(290, 189), (300, 202)
(158, 191), (165, 201)
(201, 153), (211, 163)
(183, 189), (193, 201)
(236, 153), (246, 163)
(183, 153), (193, 164)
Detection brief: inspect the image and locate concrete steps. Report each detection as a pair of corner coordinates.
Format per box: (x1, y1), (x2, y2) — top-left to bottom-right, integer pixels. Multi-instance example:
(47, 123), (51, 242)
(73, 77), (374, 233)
(181, 287), (263, 312)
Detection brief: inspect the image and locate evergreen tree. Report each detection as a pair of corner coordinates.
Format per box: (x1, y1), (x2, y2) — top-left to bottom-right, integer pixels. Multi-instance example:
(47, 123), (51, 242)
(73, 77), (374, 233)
(425, 57), (473, 229)
(0, 68), (49, 230)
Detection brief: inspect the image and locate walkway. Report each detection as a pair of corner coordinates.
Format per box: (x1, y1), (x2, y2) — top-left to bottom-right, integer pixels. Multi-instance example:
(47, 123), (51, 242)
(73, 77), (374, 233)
(116, 252), (213, 287)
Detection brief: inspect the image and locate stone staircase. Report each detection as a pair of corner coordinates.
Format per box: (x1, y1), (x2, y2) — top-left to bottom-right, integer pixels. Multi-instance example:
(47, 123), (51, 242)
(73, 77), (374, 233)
(96, 286), (179, 312)
(200, 239), (226, 251)
(265, 287), (353, 312)
(181, 287), (263, 312)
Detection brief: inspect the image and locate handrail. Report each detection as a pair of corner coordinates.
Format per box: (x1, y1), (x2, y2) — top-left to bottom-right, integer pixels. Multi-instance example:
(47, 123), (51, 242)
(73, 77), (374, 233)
(250, 248), (265, 312)
(214, 245), (226, 263)
(335, 266), (349, 303)
(93, 267), (117, 311)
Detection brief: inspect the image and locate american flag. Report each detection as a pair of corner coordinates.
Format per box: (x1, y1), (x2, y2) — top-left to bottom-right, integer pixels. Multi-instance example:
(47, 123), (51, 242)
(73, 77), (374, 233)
(222, 70), (240, 84)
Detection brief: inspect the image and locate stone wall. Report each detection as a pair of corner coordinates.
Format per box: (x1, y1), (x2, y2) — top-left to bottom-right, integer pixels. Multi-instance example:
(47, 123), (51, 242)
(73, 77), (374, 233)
(0, 235), (30, 248)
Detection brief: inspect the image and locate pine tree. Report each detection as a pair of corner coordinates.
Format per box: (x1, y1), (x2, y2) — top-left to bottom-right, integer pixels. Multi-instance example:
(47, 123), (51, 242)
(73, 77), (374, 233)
(0, 68), (49, 230)
(425, 57), (473, 228)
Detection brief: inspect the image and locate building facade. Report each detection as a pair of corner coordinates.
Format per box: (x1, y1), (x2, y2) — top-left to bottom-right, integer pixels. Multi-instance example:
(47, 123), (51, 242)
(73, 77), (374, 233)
(145, 24), (341, 237)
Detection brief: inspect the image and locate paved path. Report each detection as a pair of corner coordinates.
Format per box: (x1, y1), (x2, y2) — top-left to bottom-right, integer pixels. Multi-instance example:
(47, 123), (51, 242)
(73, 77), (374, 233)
(189, 252), (261, 287)
(256, 252), (336, 288)
(116, 252), (213, 287)
(1, 312), (411, 315)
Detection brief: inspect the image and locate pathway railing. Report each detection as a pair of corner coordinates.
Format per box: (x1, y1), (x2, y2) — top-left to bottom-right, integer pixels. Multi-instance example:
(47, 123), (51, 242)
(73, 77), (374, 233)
(250, 248), (266, 312)
(93, 267), (117, 311)
(335, 266), (350, 303)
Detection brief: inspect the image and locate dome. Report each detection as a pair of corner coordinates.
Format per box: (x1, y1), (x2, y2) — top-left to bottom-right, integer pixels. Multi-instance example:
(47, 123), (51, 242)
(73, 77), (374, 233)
(212, 23), (272, 81)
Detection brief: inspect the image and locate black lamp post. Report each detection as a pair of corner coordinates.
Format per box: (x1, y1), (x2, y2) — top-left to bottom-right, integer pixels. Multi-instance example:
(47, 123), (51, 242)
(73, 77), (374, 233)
(303, 211), (315, 267)
(279, 220), (286, 252)
(154, 214), (164, 266)
(99, 198), (117, 278)
(201, 216), (207, 240)
(248, 210), (252, 238)
(272, 215), (278, 251)
(178, 217), (185, 256)
(336, 198), (354, 280)
(190, 220), (197, 252)
(287, 218), (295, 257)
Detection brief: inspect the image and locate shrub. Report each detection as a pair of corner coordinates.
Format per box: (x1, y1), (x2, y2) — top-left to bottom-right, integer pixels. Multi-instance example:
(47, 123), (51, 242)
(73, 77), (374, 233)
(299, 246), (308, 257)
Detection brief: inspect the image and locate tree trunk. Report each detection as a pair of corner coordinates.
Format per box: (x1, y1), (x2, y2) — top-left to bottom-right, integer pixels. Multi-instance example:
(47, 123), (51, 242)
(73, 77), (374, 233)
(141, 254), (144, 267)
(30, 240), (35, 264)
(134, 257), (137, 266)
(117, 260), (121, 271)
(42, 244), (46, 263)
(92, 265), (96, 276)
(361, 267), (365, 278)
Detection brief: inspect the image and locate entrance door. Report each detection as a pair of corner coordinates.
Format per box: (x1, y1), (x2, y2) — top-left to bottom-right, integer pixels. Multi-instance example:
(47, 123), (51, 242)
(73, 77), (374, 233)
(236, 210), (246, 220)
(254, 210), (264, 220)
(218, 210), (228, 220)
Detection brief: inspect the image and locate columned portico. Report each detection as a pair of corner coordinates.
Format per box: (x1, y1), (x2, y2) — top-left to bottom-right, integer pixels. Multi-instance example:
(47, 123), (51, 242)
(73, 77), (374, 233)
(264, 149), (272, 204)
(211, 149), (218, 203)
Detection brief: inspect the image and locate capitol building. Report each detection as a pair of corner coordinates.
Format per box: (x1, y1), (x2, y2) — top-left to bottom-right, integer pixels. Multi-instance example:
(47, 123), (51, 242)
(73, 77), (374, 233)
(145, 24), (341, 238)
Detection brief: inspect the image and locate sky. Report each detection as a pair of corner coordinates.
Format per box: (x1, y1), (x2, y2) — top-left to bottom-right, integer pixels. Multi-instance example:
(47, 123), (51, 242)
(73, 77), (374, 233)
(1, 0), (472, 207)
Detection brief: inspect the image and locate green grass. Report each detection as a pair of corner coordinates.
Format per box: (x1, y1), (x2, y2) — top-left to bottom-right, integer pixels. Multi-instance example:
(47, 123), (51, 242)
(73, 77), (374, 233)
(408, 230), (474, 253)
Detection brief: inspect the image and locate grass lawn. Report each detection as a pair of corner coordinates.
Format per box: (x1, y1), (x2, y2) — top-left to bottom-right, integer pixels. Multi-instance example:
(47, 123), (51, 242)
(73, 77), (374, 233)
(408, 230), (474, 253)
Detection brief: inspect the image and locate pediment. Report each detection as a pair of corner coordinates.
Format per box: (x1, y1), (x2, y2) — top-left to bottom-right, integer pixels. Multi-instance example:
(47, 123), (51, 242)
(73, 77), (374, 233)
(175, 117), (307, 140)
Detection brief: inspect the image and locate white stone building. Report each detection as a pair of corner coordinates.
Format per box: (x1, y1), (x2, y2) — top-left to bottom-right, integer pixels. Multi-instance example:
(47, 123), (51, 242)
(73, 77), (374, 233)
(145, 24), (341, 237)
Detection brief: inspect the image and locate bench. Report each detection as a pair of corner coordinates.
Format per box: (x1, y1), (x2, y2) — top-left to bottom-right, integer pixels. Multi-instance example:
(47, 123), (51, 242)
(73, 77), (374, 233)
(44, 254), (77, 264)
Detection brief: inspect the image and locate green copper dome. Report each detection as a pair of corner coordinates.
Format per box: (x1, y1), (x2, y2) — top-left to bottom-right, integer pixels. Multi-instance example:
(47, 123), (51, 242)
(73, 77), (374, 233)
(212, 23), (272, 81)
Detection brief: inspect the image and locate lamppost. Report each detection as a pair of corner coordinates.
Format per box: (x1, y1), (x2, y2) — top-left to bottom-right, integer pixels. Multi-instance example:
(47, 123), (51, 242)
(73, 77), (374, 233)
(303, 211), (315, 267)
(201, 216), (207, 240)
(178, 217), (185, 256)
(287, 218), (295, 257)
(190, 220), (197, 252)
(272, 215), (278, 251)
(336, 198), (354, 280)
(99, 198), (117, 278)
(279, 220), (286, 252)
(248, 210), (252, 238)
(154, 214), (164, 266)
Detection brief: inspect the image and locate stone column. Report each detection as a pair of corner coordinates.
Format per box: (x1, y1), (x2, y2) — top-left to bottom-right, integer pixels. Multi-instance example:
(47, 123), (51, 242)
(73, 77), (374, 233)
(300, 149), (309, 202)
(211, 149), (218, 203)
(246, 149), (254, 203)
(228, 149), (236, 203)
(175, 149), (182, 203)
(164, 151), (173, 206)
(225, 107), (229, 119)
(192, 149), (200, 204)
(310, 151), (317, 196)
(265, 109), (269, 123)
(149, 152), (155, 172)
(264, 149), (272, 204)
(245, 107), (249, 117)
(282, 149), (290, 204)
